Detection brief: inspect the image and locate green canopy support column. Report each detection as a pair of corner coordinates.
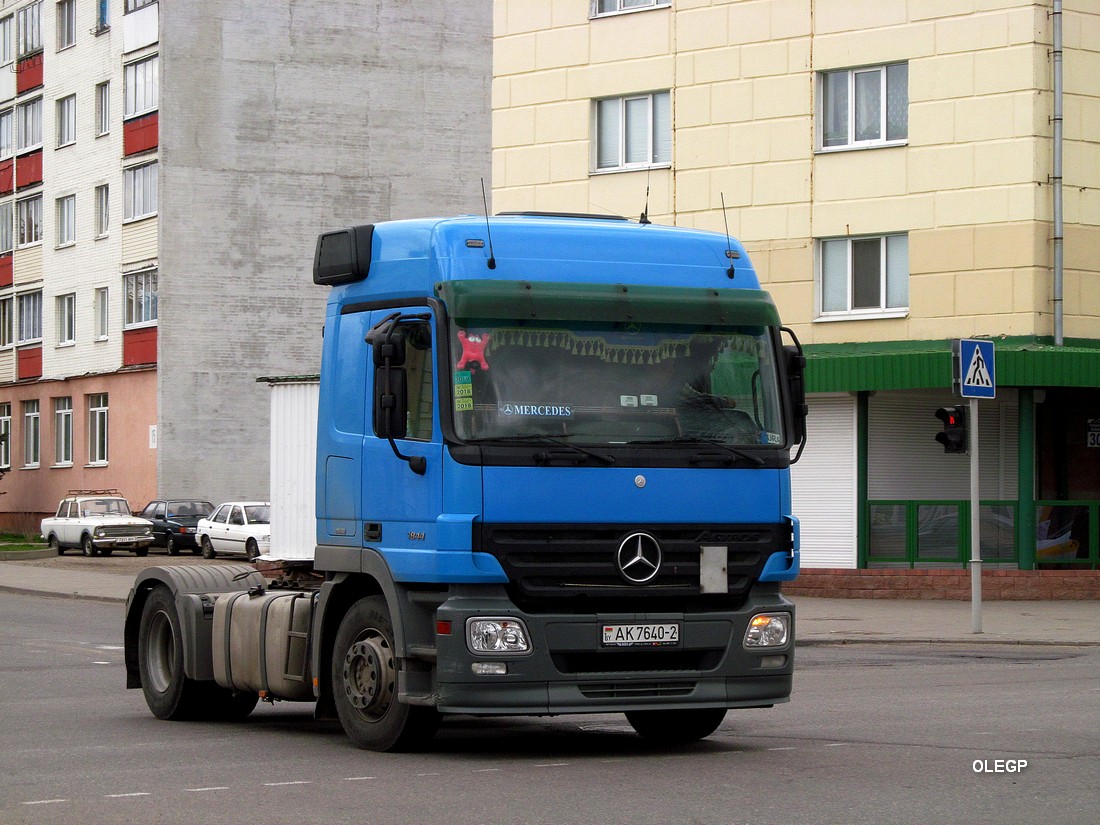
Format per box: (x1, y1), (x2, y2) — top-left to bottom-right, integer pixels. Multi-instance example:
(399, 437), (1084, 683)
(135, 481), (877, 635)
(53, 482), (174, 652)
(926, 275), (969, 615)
(857, 391), (870, 569)
(1018, 388), (1037, 570)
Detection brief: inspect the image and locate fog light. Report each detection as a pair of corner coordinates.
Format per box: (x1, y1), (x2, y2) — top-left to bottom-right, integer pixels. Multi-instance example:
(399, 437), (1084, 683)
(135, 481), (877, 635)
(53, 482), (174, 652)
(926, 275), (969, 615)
(467, 617), (531, 654)
(471, 662), (508, 676)
(743, 613), (790, 648)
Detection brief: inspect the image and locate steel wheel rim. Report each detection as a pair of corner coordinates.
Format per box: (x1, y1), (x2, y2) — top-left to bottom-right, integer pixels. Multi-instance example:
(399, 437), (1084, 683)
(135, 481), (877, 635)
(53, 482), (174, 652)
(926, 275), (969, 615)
(145, 610), (175, 694)
(341, 631), (395, 722)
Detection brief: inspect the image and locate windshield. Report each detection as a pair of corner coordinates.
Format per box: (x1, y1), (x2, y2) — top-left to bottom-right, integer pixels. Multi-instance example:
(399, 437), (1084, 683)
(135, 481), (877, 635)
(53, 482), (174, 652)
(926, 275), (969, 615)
(81, 498), (131, 517)
(450, 320), (785, 447)
(167, 501), (214, 518)
(244, 505), (270, 524)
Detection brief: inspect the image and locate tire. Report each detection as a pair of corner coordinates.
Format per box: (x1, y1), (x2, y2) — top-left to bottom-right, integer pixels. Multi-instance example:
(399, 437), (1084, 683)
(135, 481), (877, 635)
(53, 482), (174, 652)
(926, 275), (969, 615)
(101, 548), (114, 557)
(166, 534), (179, 556)
(134, 546), (149, 557)
(201, 536), (216, 559)
(48, 535), (63, 556)
(625, 708), (727, 745)
(82, 535), (98, 557)
(245, 538), (259, 560)
(331, 595), (439, 752)
(137, 586), (259, 722)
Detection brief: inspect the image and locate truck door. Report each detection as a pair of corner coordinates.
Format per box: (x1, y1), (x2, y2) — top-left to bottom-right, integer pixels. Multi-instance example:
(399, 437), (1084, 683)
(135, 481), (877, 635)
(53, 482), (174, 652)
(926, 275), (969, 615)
(361, 309), (445, 568)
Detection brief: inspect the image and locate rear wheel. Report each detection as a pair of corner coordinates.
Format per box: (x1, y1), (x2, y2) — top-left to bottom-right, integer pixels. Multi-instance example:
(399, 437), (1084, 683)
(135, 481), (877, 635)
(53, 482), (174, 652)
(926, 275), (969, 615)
(48, 535), (63, 556)
(201, 536), (216, 559)
(137, 586), (258, 721)
(82, 535), (98, 557)
(331, 595), (439, 751)
(165, 534), (179, 556)
(625, 708), (727, 745)
(245, 538), (259, 560)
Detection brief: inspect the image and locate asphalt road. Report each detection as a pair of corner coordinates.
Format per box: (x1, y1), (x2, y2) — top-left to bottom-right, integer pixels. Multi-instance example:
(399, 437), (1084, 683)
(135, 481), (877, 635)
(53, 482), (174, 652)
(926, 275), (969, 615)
(1, 592), (1096, 825)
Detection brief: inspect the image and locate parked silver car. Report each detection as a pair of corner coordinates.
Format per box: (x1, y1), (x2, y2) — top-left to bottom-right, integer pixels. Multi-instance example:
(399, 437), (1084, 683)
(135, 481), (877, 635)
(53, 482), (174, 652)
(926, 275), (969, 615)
(196, 502), (271, 559)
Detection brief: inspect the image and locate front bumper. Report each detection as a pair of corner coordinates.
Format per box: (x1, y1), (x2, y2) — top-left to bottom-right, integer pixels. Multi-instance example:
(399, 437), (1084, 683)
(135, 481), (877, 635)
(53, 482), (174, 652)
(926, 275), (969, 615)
(430, 587), (794, 715)
(93, 536), (155, 548)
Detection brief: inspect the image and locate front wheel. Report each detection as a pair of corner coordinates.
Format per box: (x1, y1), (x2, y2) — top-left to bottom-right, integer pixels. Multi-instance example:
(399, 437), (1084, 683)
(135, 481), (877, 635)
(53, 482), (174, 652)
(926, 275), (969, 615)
(625, 708), (727, 745)
(49, 535), (63, 556)
(201, 536), (216, 559)
(166, 534), (179, 556)
(331, 596), (439, 751)
(82, 535), (98, 557)
(134, 546), (149, 557)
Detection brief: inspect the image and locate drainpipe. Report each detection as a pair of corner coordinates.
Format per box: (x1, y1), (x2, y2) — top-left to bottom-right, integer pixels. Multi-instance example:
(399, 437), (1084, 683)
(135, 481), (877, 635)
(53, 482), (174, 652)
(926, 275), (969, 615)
(1052, 0), (1064, 346)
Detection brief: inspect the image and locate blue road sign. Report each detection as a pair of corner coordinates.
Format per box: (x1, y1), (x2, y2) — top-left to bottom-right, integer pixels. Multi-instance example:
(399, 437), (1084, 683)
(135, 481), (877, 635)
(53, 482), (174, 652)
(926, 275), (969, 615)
(959, 339), (996, 399)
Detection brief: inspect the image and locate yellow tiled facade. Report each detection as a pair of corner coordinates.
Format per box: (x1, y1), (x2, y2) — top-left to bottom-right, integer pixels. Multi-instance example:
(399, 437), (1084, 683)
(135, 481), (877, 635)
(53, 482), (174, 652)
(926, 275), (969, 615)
(492, 0), (1100, 346)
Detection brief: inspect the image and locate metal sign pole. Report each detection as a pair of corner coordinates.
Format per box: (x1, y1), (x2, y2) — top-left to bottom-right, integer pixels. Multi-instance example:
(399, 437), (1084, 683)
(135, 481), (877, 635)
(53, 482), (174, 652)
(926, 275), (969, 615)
(970, 397), (982, 633)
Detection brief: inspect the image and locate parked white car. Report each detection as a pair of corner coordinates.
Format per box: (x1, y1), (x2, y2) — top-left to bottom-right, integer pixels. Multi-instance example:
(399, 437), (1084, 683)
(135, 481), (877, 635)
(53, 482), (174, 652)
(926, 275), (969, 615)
(196, 502), (271, 560)
(40, 492), (155, 557)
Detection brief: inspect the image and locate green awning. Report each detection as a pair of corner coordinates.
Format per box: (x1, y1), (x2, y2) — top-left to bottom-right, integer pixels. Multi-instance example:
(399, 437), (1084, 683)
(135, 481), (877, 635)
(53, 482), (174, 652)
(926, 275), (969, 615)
(805, 338), (1100, 393)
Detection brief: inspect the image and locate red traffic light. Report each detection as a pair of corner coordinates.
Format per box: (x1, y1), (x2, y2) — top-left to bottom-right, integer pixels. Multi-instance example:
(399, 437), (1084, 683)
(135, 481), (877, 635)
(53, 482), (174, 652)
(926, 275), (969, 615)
(934, 405), (967, 453)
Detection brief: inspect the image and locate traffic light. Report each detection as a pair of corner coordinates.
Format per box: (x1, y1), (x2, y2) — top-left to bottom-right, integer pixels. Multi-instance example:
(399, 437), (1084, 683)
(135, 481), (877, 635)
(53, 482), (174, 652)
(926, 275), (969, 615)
(935, 405), (967, 453)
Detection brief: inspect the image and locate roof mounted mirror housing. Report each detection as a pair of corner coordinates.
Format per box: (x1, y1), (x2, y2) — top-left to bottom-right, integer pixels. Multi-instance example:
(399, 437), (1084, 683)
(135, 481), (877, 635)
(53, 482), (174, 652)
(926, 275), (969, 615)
(313, 224), (374, 285)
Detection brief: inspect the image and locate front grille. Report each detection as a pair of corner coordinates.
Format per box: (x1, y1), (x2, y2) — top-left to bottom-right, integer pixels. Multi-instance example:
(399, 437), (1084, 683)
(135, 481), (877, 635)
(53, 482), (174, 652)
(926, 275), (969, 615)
(552, 649), (724, 674)
(477, 522), (789, 607)
(579, 681), (696, 700)
(99, 526), (145, 538)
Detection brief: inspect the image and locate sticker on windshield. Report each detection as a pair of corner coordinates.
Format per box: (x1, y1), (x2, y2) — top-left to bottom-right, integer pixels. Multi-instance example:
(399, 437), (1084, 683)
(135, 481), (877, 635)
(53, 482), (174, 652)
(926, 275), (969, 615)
(499, 404), (573, 417)
(640, 394), (658, 407)
(620, 395), (638, 407)
(766, 432), (783, 445)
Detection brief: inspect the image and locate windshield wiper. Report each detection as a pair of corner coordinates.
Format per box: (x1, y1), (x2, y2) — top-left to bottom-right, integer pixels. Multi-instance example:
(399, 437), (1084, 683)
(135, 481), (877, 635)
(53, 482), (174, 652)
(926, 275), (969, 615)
(469, 433), (616, 465)
(634, 436), (766, 466)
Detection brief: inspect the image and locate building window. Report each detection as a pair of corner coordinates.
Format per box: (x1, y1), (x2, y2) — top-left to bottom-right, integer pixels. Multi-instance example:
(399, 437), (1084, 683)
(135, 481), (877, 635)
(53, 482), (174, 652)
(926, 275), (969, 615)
(95, 82), (110, 136)
(0, 402), (10, 469)
(23, 399), (39, 467)
(56, 292), (75, 345)
(17, 98), (42, 152)
(0, 201), (12, 253)
(88, 392), (108, 464)
(125, 0), (157, 11)
(820, 63), (908, 150)
(17, 1), (41, 58)
(16, 196), (42, 247)
(96, 0), (110, 32)
(94, 287), (109, 340)
(0, 296), (11, 347)
(0, 109), (11, 158)
(124, 55), (158, 119)
(124, 161), (157, 221)
(56, 0), (74, 50)
(56, 94), (75, 147)
(124, 269), (157, 328)
(591, 0), (669, 16)
(56, 194), (75, 247)
(0, 16), (12, 65)
(593, 91), (671, 172)
(95, 185), (109, 237)
(818, 234), (909, 318)
(54, 396), (72, 465)
(17, 289), (42, 342)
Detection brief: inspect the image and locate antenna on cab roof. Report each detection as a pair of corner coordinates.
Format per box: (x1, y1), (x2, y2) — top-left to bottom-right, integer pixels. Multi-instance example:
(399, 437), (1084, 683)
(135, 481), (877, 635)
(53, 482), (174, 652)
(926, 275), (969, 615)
(721, 192), (738, 279)
(481, 178), (497, 270)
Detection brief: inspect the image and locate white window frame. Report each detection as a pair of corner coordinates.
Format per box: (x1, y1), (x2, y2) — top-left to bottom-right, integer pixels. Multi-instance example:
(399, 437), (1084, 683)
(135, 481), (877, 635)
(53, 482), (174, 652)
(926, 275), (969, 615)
(56, 94), (75, 147)
(95, 184), (109, 237)
(816, 234), (909, 321)
(592, 90), (671, 173)
(53, 396), (72, 465)
(818, 63), (908, 152)
(56, 0), (74, 50)
(56, 194), (75, 247)
(17, 1), (41, 58)
(16, 195), (42, 248)
(590, 0), (669, 17)
(56, 292), (75, 345)
(124, 161), (157, 221)
(17, 289), (42, 343)
(87, 392), (108, 465)
(124, 55), (158, 119)
(0, 109), (11, 159)
(0, 402), (10, 469)
(0, 295), (12, 348)
(96, 0), (110, 32)
(125, 0), (156, 11)
(0, 201), (12, 253)
(0, 15), (13, 66)
(16, 98), (42, 153)
(123, 269), (157, 328)
(94, 286), (109, 340)
(23, 399), (40, 467)
(95, 82), (110, 136)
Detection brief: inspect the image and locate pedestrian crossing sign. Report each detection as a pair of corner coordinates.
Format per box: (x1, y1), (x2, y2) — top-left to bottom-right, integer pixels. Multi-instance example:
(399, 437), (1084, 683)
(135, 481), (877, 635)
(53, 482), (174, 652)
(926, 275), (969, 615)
(959, 339), (995, 399)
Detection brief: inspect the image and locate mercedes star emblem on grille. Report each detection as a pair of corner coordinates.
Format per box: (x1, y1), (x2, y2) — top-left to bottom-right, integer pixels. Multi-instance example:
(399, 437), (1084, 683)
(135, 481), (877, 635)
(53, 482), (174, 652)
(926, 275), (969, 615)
(616, 532), (662, 584)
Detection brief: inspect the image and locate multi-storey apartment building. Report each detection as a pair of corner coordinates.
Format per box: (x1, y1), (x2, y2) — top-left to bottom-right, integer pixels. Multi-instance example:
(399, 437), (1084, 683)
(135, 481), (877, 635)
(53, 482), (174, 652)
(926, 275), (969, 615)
(493, 0), (1099, 576)
(0, 0), (491, 531)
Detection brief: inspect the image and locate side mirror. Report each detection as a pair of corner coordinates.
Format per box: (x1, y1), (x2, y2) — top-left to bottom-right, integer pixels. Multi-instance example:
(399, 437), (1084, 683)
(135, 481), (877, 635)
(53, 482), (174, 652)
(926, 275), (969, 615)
(374, 362), (408, 440)
(784, 344), (808, 446)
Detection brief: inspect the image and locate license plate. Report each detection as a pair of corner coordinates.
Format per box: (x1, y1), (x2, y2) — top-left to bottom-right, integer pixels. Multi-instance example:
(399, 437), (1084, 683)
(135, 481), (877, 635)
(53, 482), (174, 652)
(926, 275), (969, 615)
(602, 623), (680, 647)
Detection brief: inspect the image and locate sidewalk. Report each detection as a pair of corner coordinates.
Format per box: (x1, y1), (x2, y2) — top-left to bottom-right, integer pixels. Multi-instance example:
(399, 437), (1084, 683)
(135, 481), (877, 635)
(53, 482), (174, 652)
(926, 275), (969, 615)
(1, 560), (1097, 646)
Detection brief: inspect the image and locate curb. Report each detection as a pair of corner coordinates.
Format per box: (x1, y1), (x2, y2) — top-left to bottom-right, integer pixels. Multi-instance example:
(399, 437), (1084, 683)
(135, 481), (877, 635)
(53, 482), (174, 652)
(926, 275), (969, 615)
(0, 549), (54, 560)
(0, 584), (125, 604)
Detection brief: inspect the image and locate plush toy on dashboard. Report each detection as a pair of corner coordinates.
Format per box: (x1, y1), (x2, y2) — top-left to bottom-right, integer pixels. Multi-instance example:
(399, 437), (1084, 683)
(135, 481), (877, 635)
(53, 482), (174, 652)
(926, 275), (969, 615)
(456, 331), (491, 371)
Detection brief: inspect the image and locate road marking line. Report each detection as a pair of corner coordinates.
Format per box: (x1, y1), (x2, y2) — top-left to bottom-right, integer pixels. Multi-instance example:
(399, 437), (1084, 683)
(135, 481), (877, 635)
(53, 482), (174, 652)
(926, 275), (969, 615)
(473, 768), (501, 773)
(186, 787), (229, 792)
(344, 777), (375, 782)
(22, 799), (67, 805)
(534, 762), (568, 767)
(768, 747), (796, 751)
(824, 743), (850, 747)
(263, 781), (312, 787)
(105, 793), (151, 798)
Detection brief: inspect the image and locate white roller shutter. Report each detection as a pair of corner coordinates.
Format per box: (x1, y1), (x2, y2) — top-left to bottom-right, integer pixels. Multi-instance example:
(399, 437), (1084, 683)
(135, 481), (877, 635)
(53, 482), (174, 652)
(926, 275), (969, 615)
(790, 393), (857, 568)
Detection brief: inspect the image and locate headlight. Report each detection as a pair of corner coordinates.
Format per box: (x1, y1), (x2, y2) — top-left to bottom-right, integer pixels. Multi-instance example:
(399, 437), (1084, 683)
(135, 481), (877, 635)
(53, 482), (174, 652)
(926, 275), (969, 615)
(95, 528), (105, 537)
(142, 526), (152, 535)
(467, 617), (531, 654)
(743, 613), (791, 648)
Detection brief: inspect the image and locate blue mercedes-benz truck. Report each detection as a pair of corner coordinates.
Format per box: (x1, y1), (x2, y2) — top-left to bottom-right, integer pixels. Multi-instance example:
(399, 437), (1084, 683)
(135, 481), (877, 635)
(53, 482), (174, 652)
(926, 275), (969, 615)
(124, 213), (807, 751)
